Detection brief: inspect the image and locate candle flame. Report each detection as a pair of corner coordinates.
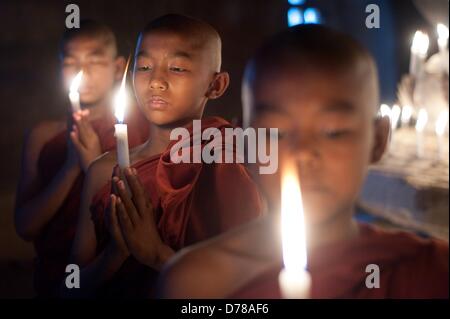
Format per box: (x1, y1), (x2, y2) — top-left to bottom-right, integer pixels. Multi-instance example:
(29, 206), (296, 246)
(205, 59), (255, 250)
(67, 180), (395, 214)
(401, 105), (413, 124)
(437, 24), (449, 42)
(379, 104), (391, 119)
(114, 56), (131, 123)
(411, 31), (429, 57)
(391, 104), (401, 130)
(435, 110), (449, 136)
(415, 108), (428, 132)
(281, 160), (307, 272)
(69, 71), (83, 93)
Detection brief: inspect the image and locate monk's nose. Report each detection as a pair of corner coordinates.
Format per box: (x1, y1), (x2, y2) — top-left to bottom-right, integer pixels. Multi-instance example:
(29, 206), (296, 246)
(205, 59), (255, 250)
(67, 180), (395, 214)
(149, 71), (168, 91)
(291, 136), (320, 170)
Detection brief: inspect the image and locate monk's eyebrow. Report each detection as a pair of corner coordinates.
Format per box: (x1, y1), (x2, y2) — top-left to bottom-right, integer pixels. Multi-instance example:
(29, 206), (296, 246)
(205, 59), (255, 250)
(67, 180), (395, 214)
(136, 50), (149, 58)
(322, 101), (356, 114)
(62, 52), (74, 59)
(87, 48), (107, 57)
(170, 50), (193, 59)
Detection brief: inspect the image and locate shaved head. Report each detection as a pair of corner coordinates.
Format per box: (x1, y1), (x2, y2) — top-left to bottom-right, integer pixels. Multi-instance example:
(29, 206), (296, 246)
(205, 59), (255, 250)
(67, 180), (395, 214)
(59, 19), (118, 59)
(137, 14), (222, 72)
(243, 25), (379, 126)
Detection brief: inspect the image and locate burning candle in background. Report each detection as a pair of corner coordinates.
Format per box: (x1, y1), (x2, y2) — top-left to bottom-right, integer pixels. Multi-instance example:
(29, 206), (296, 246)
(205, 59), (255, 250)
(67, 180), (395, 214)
(278, 161), (311, 299)
(401, 105), (413, 127)
(379, 104), (393, 147)
(69, 71), (83, 113)
(379, 104), (391, 119)
(391, 104), (401, 131)
(415, 108), (428, 158)
(437, 24), (449, 74)
(114, 58), (131, 169)
(409, 31), (429, 78)
(437, 24), (449, 55)
(435, 109), (449, 161)
(388, 105), (402, 149)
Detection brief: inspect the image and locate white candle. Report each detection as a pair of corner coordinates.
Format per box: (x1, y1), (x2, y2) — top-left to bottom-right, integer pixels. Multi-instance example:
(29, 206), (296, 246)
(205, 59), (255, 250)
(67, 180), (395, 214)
(435, 109), (449, 161)
(415, 108), (428, 158)
(69, 71), (83, 113)
(115, 123), (130, 168)
(278, 161), (311, 299)
(401, 105), (413, 126)
(437, 24), (449, 55)
(410, 31), (429, 77)
(114, 60), (131, 169)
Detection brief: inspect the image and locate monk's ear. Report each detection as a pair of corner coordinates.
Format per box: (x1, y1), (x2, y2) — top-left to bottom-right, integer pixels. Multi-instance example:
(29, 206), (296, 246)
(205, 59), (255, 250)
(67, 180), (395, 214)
(371, 116), (390, 163)
(206, 72), (230, 100)
(114, 56), (127, 81)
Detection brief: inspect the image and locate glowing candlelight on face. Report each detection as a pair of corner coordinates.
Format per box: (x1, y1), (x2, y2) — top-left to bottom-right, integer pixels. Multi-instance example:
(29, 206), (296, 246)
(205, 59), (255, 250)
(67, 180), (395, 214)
(410, 31), (429, 77)
(401, 105), (413, 126)
(415, 108), (428, 158)
(391, 104), (401, 131)
(69, 71), (83, 113)
(435, 109), (449, 161)
(278, 161), (311, 299)
(437, 24), (449, 53)
(114, 58), (131, 169)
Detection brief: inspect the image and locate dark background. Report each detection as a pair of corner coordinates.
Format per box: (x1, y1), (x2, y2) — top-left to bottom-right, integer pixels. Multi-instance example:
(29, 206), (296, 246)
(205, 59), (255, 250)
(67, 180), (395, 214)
(0, 0), (447, 298)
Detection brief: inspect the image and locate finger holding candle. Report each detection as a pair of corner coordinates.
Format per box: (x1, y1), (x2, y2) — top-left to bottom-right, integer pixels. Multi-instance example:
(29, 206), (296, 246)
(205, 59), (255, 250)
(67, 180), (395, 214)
(69, 70), (83, 113)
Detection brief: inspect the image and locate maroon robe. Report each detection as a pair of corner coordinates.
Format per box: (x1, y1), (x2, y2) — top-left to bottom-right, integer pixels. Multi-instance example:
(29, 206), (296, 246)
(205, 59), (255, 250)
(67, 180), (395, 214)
(33, 107), (147, 298)
(231, 223), (449, 299)
(90, 117), (263, 298)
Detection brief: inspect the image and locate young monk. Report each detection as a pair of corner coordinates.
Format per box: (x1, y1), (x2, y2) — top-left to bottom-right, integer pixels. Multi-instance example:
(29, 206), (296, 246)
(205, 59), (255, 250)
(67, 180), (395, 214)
(68, 14), (262, 298)
(158, 25), (449, 299)
(14, 20), (147, 298)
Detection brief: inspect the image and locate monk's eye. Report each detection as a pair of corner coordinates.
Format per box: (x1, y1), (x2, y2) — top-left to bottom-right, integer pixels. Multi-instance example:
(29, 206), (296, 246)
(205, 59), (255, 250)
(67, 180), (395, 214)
(169, 66), (187, 73)
(323, 129), (351, 139)
(136, 65), (152, 72)
(87, 57), (107, 66)
(62, 60), (77, 68)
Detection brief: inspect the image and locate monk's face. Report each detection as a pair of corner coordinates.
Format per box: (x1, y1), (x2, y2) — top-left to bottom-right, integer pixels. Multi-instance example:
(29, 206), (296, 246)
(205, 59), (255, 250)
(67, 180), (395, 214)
(246, 64), (385, 226)
(61, 36), (123, 107)
(133, 32), (217, 127)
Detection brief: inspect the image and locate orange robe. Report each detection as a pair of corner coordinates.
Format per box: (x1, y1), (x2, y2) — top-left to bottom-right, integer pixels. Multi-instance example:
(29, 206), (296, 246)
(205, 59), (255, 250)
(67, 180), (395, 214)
(231, 223), (449, 299)
(90, 117), (263, 297)
(33, 107), (148, 298)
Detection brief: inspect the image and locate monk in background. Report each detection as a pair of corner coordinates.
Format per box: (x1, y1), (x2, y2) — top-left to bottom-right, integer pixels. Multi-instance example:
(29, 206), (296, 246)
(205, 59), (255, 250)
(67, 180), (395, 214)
(68, 14), (262, 298)
(158, 25), (449, 299)
(14, 20), (148, 298)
